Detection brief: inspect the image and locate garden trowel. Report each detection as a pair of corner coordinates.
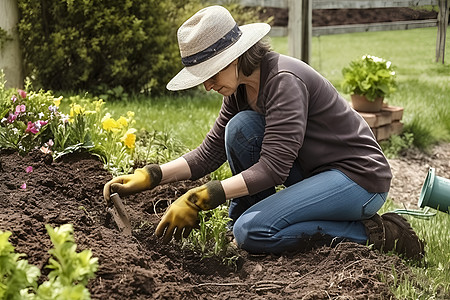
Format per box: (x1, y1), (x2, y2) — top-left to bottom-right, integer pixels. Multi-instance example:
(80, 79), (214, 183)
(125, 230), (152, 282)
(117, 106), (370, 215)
(107, 193), (132, 236)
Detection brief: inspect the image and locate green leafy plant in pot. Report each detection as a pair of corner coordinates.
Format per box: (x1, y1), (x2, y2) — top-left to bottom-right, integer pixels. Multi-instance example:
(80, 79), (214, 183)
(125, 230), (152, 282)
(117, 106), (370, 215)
(342, 55), (397, 112)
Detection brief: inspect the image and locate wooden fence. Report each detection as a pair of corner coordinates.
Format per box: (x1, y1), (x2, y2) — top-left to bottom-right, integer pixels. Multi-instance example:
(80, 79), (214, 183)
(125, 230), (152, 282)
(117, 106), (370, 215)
(234, 0), (449, 64)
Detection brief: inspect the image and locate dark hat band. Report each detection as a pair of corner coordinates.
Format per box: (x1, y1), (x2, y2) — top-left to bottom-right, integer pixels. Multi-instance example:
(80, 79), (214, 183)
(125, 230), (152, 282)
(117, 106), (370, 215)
(181, 23), (242, 67)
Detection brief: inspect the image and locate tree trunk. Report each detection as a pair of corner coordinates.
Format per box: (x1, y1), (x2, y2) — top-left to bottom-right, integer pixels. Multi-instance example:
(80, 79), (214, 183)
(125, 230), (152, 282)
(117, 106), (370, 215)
(0, 0), (24, 89)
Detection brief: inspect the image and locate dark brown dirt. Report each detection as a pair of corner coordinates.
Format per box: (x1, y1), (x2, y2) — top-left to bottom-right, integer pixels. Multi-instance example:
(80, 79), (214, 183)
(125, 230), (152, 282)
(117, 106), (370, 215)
(3, 142), (449, 299)
(261, 7), (439, 27)
(0, 149), (412, 299)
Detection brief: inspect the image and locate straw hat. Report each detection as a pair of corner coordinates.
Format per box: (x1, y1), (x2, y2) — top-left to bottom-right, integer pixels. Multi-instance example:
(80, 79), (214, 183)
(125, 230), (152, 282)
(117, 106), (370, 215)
(166, 5), (271, 91)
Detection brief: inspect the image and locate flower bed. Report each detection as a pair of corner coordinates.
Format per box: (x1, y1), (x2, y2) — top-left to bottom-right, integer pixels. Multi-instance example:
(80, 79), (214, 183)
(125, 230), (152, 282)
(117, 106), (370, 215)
(0, 149), (412, 299)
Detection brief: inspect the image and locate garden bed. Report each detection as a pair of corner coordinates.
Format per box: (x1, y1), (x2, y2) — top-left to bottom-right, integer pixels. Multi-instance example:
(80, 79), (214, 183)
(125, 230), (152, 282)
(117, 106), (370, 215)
(1, 143), (448, 299)
(261, 7), (439, 27)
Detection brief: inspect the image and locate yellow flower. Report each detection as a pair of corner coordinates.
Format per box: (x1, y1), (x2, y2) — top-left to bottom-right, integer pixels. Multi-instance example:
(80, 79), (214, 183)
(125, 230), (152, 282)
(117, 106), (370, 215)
(95, 99), (104, 112)
(102, 117), (119, 131)
(127, 111), (135, 118)
(117, 116), (128, 128)
(70, 104), (84, 117)
(121, 128), (137, 148)
(53, 96), (62, 107)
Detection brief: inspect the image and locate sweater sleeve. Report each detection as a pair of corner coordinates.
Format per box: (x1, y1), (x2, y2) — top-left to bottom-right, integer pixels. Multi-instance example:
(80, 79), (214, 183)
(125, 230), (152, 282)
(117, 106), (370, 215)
(241, 72), (308, 195)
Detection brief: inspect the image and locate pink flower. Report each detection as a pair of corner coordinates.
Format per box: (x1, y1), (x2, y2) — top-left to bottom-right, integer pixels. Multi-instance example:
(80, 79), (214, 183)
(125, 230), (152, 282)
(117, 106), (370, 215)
(39, 120), (48, 126)
(20, 183), (27, 189)
(15, 104), (26, 115)
(26, 166), (33, 173)
(18, 89), (27, 99)
(25, 121), (39, 134)
(7, 113), (17, 123)
(11, 95), (17, 103)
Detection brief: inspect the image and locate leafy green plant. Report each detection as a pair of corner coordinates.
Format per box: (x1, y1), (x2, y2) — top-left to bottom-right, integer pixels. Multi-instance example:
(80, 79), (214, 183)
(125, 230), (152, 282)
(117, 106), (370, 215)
(0, 231), (40, 299)
(35, 224), (98, 300)
(380, 132), (414, 158)
(342, 55), (397, 101)
(0, 224), (98, 300)
(183, 205), (238, 266)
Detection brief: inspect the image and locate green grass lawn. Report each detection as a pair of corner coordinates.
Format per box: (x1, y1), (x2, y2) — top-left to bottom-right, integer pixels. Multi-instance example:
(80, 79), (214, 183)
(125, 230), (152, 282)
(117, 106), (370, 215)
(271, 27), (450, 144)
(105, 91), (222, 150)
(106, 27), (449, 150)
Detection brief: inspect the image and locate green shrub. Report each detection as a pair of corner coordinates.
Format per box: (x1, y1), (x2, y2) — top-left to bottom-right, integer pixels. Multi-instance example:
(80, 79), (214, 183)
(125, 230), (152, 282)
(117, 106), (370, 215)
(17, 0), (180, 95)
(16, 0), (264, 95)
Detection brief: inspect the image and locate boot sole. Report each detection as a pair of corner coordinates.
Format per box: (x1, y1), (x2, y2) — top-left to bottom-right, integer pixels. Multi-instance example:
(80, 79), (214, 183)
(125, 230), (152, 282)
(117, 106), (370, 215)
(381, 212), (425, 260)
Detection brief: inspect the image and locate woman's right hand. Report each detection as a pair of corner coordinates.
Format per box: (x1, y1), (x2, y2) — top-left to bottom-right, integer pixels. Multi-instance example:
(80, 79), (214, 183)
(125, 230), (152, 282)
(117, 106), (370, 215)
(103, 164), (162, 206)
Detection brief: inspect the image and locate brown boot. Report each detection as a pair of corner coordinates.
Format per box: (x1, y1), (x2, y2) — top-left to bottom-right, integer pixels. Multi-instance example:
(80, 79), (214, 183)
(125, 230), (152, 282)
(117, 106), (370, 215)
(362, 213), (425, 260)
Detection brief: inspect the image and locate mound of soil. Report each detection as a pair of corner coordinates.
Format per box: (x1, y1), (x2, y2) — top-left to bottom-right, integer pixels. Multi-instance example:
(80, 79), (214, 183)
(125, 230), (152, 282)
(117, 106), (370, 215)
(261, 7), (438, 27)
(0, 148), (415, 299)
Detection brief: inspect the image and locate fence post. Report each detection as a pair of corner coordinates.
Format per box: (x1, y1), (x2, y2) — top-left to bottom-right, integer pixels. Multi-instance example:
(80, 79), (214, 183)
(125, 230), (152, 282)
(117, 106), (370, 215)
(288, 0), (302, 59)
(0, 0), (23, 88)
(436, 0), (449, 63)
(301, 0), (312, 64)
(288, 0), (312, 64)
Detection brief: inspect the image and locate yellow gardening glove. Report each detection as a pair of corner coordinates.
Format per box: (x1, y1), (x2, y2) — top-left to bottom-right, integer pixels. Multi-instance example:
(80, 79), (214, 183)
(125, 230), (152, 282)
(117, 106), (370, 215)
(155, 180), (226, 243)
(103, 164), (162, 206)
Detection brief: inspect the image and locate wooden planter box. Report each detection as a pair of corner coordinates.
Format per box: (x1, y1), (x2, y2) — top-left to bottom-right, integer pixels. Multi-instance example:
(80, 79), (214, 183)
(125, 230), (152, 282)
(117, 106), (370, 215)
(356, 105), (404, 141)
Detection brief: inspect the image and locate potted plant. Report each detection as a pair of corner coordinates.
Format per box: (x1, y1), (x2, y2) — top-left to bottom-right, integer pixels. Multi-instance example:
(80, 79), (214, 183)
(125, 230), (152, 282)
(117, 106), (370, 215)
(341, 55), (397, 112)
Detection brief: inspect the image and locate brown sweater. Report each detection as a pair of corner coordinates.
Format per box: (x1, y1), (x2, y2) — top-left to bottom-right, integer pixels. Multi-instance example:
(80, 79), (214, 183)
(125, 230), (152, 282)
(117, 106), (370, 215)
(183, 52), (392, 194)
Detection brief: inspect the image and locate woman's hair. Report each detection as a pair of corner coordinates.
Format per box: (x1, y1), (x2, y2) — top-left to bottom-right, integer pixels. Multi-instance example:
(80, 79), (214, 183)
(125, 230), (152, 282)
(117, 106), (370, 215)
(238, 38), (272, 76)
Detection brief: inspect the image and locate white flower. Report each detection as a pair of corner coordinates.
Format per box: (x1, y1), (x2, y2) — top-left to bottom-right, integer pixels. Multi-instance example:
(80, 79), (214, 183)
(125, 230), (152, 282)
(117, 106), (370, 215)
(60, 113), (70, 123)
(101, 113), (111, 123)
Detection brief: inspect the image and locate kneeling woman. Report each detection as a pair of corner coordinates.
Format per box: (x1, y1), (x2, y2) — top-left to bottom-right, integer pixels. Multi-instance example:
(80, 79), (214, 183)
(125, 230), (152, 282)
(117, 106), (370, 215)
(104, 6), (424, 260)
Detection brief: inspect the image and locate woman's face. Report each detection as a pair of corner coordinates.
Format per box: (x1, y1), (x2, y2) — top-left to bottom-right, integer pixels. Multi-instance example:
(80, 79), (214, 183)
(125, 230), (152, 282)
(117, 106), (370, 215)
(203, 59), (239, 96)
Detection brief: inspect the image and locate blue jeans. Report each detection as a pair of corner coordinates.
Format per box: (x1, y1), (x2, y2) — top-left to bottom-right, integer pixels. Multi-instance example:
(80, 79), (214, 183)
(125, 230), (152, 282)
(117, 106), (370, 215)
(224, 110), (387, 254)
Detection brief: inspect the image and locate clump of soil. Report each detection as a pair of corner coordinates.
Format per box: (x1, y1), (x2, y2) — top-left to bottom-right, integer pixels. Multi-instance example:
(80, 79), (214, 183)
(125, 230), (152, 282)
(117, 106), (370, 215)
(0, 148), (415, 299)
